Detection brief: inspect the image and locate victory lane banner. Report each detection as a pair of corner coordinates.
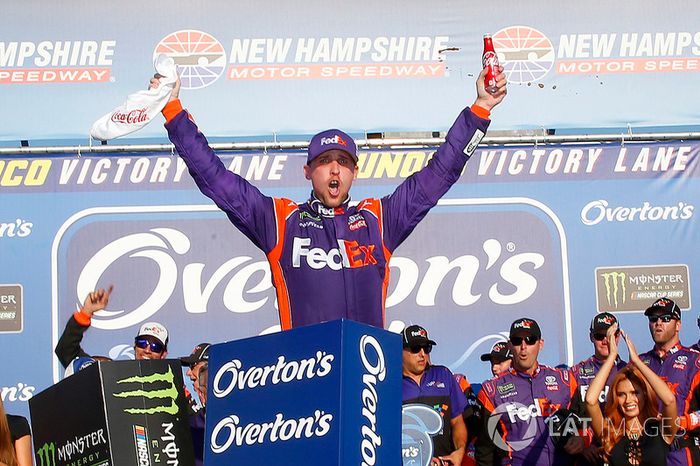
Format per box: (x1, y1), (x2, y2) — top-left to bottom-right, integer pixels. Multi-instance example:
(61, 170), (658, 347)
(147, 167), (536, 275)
(29, 359), (194, 466)
(205, 319), (401, 466)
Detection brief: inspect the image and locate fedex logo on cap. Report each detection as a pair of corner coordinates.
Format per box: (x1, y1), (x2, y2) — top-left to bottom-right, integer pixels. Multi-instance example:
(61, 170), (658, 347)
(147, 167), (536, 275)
(597, 315), (614, 325)
(411, 329), (428, 338)
(320, 135), (348, 147)
(143, 324), (163, 335)
(493, 342), (507, 352)
(514, 319), (534, 330)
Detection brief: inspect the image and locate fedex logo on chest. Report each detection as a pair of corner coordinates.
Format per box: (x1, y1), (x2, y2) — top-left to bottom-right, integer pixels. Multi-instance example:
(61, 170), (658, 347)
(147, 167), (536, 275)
(291, 237), (377, 270)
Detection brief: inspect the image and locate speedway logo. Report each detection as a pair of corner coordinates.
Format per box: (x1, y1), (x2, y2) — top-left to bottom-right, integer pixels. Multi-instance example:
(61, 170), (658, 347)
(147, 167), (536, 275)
(581, 199), (694, 226)
(152, 30), (225, 90)
(596, 265), (690, 312)
(154, 30), (449, 82)
(494, 25), (700, 83)
(0, 40), (115, 84)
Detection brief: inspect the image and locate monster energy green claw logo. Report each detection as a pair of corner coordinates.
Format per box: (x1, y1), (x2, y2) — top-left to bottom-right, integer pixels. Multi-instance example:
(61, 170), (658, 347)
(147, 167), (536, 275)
(602, 272), (626, 308)
(114, 367), (180, 415)
(37, 442), (56, 466)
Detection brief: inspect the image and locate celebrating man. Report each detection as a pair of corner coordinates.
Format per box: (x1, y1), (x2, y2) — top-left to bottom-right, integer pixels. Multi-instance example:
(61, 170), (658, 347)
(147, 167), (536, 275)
(152, 66), (507, 330)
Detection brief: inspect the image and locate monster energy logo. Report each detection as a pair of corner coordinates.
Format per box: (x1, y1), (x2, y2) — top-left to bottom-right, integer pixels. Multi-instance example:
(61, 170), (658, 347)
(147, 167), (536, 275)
(37, 442), (56, 466)
(602, 272), (626, 308)
(114, 367), (179, 415)
(299, 211), (321, 221)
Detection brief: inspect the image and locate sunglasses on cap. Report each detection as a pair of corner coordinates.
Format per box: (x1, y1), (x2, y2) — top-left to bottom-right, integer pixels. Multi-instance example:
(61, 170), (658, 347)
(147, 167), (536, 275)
(135, 338), (165, 353)
(509, 335), (539, 346)
(405, 344), (433, 354)
(648, 314), (675, 324)
(592, 329), (621, 341)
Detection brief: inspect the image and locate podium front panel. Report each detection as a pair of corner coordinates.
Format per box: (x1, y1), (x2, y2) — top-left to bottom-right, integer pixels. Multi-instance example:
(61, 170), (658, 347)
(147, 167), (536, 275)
(30, 359), (194, 466)
(206, 319), (401, 466)
(30, 363), (111, 466)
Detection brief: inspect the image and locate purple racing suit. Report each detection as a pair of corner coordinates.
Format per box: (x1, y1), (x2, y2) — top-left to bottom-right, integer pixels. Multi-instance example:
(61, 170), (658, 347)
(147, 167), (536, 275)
(640, 343), (700, 466)
(163, 99), (490, 329)
(476, 365), (577, 466)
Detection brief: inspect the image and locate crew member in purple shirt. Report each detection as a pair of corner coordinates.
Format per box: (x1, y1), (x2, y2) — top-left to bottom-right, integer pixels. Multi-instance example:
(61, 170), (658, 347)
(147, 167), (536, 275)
(402, 324), (467, 466)
(151, 67), (507, 330)
(639, 297), (700, 466)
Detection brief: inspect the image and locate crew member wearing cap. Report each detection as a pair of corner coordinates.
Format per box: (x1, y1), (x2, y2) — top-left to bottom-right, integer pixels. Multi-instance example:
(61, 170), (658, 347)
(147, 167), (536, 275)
(180, 343), (211, 405)
(476, 318), (582, 466)
(480, 341), (513, 378)
(55, 286), (169, 367)
(402, 325), (467, 466)
(180, 343), (210, 466)
(151, 65), (507, 331)
(569, 312), (626, 466)
(451, 342), (512, 466)
(639, 297), (700, 466)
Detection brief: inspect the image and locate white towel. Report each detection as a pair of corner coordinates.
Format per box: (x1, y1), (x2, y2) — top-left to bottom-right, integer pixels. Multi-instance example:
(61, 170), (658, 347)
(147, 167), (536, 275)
(90, 54), (177, 141)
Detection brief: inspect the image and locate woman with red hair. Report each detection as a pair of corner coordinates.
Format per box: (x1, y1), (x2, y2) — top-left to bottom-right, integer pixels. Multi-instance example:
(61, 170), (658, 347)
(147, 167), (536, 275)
(0, 399), (17, 466)
(585, 323), (677, 465)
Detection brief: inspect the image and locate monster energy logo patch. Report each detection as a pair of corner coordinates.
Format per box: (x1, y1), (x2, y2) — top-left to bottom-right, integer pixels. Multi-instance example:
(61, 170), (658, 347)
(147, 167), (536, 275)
(37, 442), (56, 466)
(114, 367), (179, 415)
(299, 211), (321, 221)
(601, 271), (626, 308)
(595, 265), (690, 312)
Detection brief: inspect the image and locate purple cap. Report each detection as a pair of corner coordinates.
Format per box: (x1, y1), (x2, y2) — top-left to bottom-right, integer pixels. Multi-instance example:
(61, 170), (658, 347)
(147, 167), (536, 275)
(307, 129), (358, 164)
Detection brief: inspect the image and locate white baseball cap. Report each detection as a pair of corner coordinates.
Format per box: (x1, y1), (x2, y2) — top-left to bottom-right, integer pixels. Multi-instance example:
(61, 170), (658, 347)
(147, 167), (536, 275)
(136, 322), (169, 347)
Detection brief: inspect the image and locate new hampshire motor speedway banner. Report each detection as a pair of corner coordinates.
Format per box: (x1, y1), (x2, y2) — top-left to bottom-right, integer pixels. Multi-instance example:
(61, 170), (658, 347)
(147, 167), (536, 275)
(2, 0), (700, 142)
(1, 140), (698, 418)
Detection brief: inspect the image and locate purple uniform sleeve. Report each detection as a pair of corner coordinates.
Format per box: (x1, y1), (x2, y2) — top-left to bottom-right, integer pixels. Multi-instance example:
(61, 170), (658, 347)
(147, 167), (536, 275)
(380, 106), (490, 252)
(165, 111), (278, 253)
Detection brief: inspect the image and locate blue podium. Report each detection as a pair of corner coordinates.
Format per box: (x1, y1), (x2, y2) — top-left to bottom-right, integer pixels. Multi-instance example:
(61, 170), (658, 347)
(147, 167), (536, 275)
(205, 319), (401, 465)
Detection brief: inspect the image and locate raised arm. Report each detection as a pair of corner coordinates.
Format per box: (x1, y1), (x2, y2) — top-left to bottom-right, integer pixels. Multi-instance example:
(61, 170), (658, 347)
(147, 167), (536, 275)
(380, 67), (507, 251)
(151, 75), (278, 252)
(55, 286), (112, 367)
(585, 324), (620, 440)
(623, 331), (678, 443)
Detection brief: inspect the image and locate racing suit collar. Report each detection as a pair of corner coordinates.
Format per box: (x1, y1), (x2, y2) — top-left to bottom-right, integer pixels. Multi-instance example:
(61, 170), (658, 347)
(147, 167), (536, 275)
(308, 191), (350, 217)
(511, 362), (541, 378)
(654, 341), (683, 360)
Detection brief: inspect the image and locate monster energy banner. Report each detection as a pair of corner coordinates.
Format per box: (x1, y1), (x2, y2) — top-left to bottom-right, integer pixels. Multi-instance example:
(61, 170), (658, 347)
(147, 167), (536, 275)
(29, 360), (194, 466)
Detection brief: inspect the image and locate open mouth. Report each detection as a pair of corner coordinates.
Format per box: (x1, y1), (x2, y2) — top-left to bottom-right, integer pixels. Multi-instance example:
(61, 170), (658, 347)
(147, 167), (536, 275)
(329, 179), (340, 197)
